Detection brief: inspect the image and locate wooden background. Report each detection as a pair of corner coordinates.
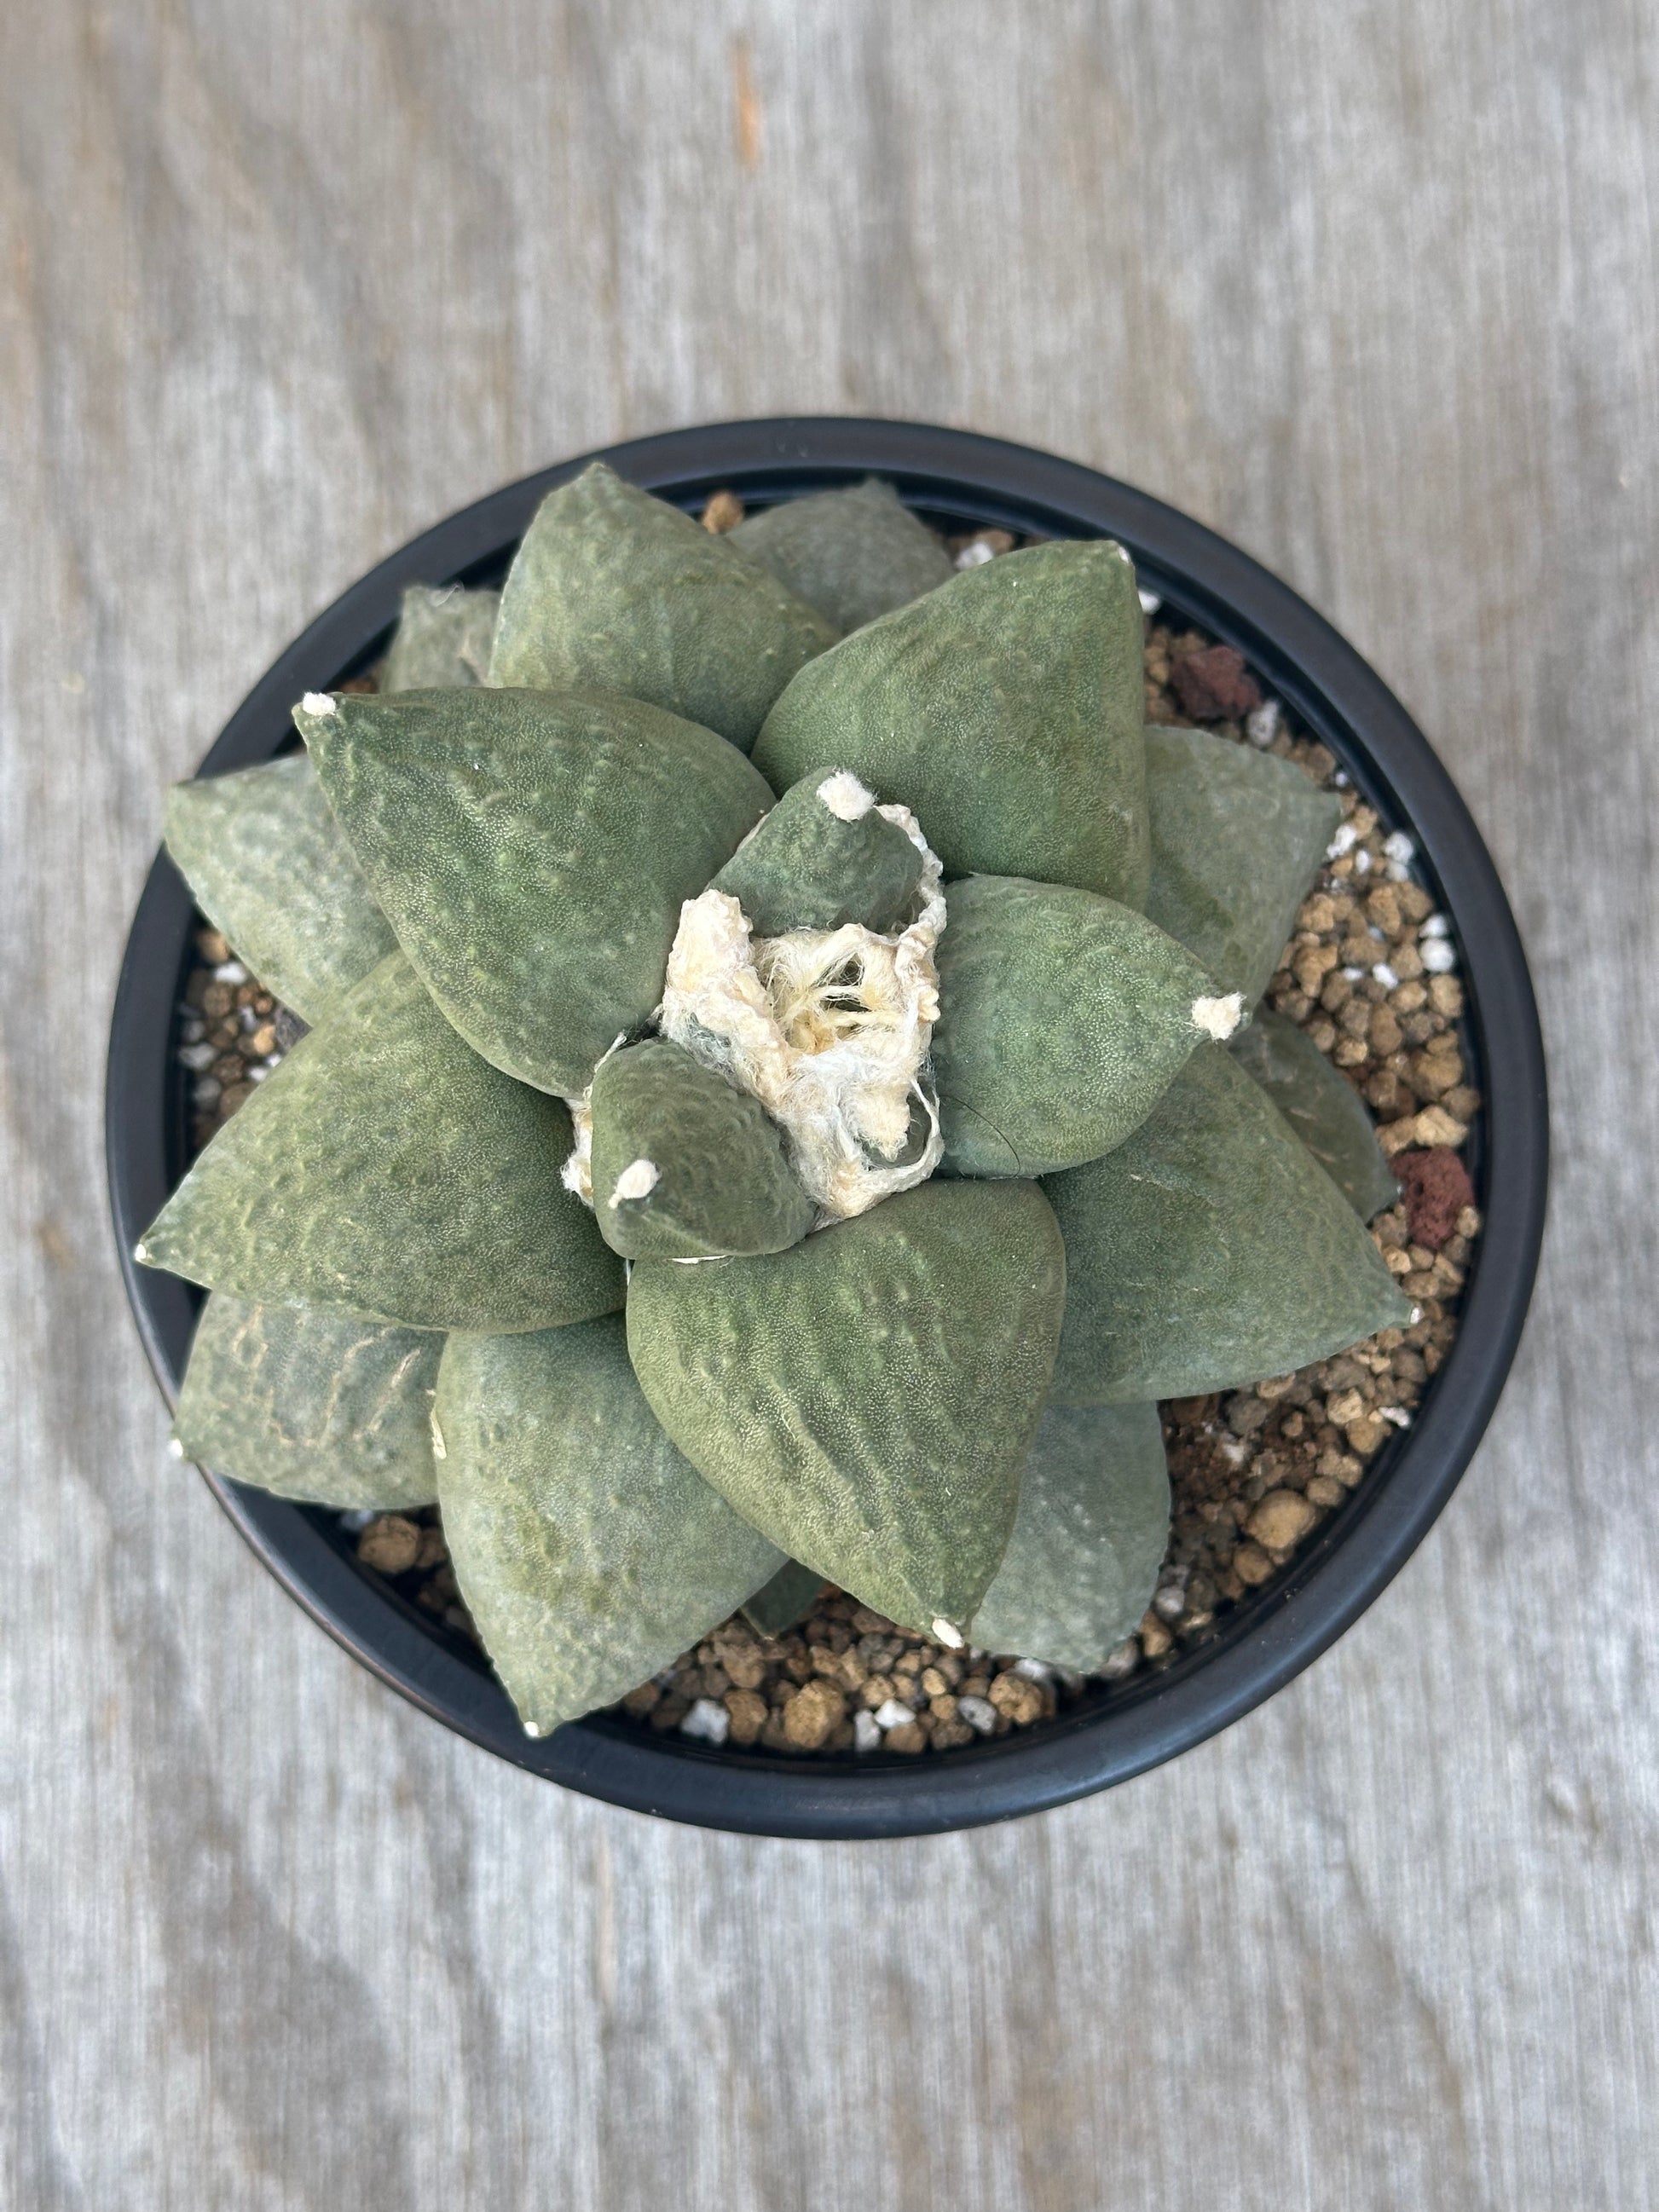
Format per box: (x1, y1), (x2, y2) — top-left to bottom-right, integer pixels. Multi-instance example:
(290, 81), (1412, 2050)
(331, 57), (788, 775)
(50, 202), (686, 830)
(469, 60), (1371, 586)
(3, 4), (1656, 2205)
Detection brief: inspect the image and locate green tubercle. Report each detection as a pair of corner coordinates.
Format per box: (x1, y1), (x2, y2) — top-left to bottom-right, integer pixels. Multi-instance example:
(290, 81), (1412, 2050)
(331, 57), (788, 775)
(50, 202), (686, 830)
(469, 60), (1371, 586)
(730, 477), (954, 634)
(752, 540), (1150, 903)
(1143, 725), (1342, 1007)
(436, 1319), (783, 1736)
(295, 684), (773, 1098)
(932, 873), (1242, 1176)
(164, 754), (396, 1024)
(137, 952), (623, 1333)
(709, 770), (926, 937)
(1044, 1042), (1412, 1404)
(171, 1292), (440, 1510)
(1230, 1008), (1401, 1221)
(488, 460), (837, 751)
(970, 1401), (1170, 1672)
(626, 1179), (1066, 1637)
(380, 584), (500, 691)
(588, 1038), (815, 1260)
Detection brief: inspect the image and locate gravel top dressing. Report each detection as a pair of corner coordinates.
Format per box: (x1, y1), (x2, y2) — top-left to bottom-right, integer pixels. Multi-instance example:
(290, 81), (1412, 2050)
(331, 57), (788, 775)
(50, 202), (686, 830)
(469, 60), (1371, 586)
(171, 500), (1481, 1761)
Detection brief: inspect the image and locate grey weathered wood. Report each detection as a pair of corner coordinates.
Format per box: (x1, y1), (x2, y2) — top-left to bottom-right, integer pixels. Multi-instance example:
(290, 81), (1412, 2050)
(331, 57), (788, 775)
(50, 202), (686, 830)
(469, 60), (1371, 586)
(3, 3), (1656, 2205)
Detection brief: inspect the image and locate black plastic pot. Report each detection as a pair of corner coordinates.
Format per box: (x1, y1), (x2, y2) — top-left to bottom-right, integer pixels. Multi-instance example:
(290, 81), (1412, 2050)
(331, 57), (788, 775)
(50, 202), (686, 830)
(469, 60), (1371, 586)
(106, 419), (1547, 1839)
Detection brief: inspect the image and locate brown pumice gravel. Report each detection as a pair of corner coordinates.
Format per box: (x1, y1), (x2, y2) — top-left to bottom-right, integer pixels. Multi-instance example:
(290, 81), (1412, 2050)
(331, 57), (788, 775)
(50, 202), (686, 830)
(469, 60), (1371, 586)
(701, 488), (744, 533)
(179, 517), (1483, 1757)
(178, 930), (287, 1152)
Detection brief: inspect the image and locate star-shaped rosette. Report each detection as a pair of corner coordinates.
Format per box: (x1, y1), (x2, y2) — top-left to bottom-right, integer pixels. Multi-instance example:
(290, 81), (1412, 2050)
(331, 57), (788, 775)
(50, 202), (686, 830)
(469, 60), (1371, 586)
(143, 464), (1409, 1737)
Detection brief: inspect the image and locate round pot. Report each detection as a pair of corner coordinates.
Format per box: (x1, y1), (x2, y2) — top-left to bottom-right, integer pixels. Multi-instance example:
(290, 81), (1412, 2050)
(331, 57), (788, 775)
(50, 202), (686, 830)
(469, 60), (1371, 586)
(106, 419), (1548, 1839)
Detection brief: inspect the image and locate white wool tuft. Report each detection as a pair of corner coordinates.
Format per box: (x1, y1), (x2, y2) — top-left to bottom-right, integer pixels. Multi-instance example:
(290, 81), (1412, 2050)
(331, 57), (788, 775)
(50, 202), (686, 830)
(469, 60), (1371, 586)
(300, 691), (338, 717)
(561, 1093), (595, 1204)
(558, 1036), (627, 1208)
(815, 770), (876, 822)
(609, 1158), (660, 1206)
(1191, 992), (1246, 1041)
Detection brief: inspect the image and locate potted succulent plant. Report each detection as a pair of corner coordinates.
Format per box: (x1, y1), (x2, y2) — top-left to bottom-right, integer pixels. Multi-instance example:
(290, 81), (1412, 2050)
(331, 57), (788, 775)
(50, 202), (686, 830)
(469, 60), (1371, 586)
(107, 420), (1546, 1837)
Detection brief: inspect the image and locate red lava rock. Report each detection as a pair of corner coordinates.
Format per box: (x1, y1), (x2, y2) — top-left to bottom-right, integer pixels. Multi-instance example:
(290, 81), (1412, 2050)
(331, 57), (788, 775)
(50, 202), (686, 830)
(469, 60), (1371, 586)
(1396, 1147), (1475, 1250)
(1170, 644), (1263, 721)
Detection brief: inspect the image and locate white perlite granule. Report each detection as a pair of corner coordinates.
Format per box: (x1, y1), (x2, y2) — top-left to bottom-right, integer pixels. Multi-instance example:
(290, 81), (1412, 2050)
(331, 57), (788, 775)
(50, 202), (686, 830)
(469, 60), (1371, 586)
(657, 806), (947, 1221)
(679, 1698), (731, 1745)
(1246, 698), (1282, 749)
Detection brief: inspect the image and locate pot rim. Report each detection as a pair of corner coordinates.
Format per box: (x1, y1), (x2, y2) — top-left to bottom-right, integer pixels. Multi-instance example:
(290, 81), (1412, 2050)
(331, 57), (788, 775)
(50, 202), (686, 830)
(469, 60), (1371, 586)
(105, 417), (1548, 1839)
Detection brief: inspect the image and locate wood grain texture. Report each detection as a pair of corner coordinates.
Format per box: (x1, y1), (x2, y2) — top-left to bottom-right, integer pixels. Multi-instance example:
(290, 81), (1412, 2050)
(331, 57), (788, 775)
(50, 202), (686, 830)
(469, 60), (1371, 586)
(3, 3), (1655, 2204)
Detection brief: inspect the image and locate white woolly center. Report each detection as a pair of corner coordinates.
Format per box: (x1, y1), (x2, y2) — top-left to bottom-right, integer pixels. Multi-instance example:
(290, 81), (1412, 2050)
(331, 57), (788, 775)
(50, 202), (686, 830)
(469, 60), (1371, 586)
(610, 1158), (660, 1207)
(300, 691), (338, 716)
(815, 770), (876, 822)
(1191, 992), (1246, 1041)
(659, 806), (946, 1221)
